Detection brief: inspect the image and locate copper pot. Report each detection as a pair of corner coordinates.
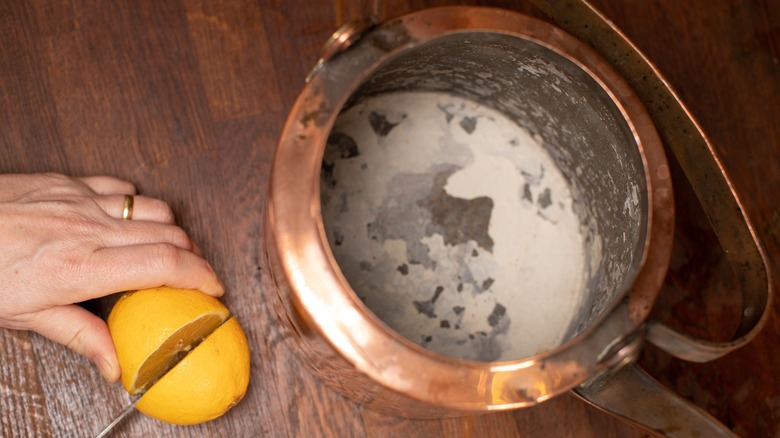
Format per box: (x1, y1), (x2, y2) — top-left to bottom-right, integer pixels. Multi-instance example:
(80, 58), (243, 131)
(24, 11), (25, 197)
(265, 5), (769, 434)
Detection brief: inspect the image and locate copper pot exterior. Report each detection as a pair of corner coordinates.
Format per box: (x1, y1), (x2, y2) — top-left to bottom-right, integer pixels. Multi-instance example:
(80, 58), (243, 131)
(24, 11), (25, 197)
(264, 6), (674, 417)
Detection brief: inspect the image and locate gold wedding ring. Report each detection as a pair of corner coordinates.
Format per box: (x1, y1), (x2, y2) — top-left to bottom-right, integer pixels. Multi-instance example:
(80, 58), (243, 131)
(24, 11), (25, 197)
(121, 194), (134, 220)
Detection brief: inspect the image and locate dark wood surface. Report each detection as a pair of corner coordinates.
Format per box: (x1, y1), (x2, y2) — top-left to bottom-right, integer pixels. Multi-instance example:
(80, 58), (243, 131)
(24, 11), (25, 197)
(1, 0), (778, 436)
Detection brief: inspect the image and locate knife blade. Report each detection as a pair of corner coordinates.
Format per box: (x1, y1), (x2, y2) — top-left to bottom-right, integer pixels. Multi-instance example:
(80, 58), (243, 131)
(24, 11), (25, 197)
(94, 396), (140, 438)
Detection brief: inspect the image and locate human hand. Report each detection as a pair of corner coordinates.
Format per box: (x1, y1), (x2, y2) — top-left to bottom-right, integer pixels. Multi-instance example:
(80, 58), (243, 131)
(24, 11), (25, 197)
(0, 173), (224, 382)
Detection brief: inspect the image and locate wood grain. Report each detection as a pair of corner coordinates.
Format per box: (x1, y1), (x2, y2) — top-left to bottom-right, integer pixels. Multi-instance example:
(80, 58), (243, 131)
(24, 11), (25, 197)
(1, 0), (777, 437)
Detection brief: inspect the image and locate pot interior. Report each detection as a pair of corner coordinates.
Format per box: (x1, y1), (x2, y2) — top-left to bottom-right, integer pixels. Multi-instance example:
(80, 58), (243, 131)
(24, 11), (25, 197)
(319, 31), (648, 362)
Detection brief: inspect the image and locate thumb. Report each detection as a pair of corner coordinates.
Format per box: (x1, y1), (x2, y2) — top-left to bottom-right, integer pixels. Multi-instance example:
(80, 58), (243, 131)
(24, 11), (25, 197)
(31, 305), (120, 383)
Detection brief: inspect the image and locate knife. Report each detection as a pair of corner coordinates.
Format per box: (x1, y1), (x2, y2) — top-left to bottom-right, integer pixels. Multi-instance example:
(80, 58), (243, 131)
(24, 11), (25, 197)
(94, 396), (140, 438)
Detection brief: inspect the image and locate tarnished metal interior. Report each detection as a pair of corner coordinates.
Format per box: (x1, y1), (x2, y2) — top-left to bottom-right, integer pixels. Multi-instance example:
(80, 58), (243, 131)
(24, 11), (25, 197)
(320, 31), (649, 361)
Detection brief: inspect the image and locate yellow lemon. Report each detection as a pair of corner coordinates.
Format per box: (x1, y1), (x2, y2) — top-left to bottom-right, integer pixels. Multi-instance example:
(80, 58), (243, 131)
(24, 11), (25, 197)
(107, 286), (250, 425)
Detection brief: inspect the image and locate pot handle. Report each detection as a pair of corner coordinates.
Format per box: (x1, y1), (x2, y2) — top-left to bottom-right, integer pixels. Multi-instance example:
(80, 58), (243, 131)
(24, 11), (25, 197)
(530, 0), (772, 435)
(574, 363), (737, 437)
(529, 0), (771, 363)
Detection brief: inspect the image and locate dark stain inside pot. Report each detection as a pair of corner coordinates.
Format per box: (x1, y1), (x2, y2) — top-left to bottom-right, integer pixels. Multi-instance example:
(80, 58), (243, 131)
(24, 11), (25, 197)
(319, 32), (648, 362)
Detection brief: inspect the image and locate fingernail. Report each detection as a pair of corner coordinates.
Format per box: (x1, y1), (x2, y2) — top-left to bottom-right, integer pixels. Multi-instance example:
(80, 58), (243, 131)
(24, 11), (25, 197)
(95, 355), (120, 383)
(202, 275), (225, 297)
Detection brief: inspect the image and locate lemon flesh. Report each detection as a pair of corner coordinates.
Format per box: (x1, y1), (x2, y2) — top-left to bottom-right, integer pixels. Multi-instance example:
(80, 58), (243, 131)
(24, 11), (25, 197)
(135, 317), (251, 425)
(132, 312), (225, 394)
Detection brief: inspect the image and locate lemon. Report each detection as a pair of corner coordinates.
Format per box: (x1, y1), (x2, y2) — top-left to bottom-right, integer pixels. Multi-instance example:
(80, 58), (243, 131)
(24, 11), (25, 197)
(136, 318), (250, 424)
(107, 287), (250, 425)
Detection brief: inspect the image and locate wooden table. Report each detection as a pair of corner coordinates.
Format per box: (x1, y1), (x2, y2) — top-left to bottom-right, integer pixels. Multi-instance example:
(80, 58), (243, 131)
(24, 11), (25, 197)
(1, 0), (777, 436)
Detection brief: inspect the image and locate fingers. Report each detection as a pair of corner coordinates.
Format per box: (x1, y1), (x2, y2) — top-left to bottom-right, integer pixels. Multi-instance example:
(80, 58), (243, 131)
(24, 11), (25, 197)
(98, 221), (196, 251)
(83, 243), (224, 299)
(30, 305), (120, 382)
(61, 176), (221, 297)
(78, 177), (177, 223)
(94, 194), (176, 223)
(77, 176), (136, 196)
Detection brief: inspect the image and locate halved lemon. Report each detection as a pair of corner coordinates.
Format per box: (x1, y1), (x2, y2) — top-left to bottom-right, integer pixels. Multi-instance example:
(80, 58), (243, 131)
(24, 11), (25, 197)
(107, 287), (250, 425)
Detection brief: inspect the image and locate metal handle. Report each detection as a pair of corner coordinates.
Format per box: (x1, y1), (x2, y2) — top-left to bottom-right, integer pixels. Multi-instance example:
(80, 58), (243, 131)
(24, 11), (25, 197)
(575, 364), (737, 437)
(307, 0), (382, 82)
(529, 0), (772, 364)
(530, 0), (772, 435)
